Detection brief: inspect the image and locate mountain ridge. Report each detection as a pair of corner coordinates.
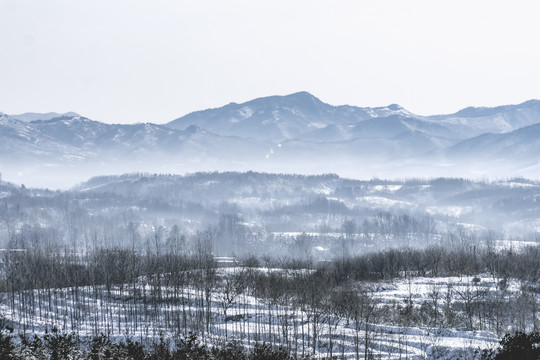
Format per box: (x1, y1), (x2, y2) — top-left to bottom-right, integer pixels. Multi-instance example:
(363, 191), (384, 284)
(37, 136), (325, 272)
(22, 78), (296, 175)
(2, 92), (540, 188)
(10, 111), (80, 122)
(166, 92), (415, 142)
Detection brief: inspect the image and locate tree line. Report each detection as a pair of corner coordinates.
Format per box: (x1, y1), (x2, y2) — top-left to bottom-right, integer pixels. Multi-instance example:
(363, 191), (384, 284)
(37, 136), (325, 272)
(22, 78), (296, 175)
(0, 327), (312, 360)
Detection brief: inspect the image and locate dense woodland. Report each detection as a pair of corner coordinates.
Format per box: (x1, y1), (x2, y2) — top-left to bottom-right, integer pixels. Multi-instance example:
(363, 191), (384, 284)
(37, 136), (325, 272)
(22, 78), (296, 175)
(2, 172), (540, 256)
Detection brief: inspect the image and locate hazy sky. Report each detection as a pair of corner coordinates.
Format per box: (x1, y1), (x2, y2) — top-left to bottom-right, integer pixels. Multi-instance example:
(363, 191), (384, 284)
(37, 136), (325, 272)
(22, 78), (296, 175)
(1, 0), (539, 124)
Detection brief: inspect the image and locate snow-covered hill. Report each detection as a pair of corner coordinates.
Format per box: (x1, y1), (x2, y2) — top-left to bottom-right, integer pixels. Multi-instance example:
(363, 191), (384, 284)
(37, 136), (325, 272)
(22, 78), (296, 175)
(167, 92), (415, 142)
(428, 99), (540, 138)
(1, 114), (267, 161)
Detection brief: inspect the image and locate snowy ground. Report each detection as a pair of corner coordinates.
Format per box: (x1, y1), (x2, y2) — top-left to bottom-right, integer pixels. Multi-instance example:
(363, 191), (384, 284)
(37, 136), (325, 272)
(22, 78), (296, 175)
(0, 269), (507, 359)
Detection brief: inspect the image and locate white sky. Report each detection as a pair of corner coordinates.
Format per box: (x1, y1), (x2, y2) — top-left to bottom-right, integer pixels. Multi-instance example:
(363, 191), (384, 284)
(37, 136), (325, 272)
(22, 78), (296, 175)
(1, 0), (539, 124)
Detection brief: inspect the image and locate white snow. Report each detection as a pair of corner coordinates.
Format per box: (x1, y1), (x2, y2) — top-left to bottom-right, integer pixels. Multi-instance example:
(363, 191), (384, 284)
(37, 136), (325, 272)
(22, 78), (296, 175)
(0, 270), (514, 359)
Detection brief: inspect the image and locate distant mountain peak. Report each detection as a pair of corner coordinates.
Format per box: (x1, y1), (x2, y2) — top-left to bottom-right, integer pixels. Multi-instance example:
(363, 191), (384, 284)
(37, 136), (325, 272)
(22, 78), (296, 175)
(31, 115), (89, 124)
(285, 91), (320, 101)
(290, 90), (313, 96)
(386, 104), (403, 111)
(245, 91), (323, 108)
(167, 92), (414, 142)
(10, 111), (80, 122)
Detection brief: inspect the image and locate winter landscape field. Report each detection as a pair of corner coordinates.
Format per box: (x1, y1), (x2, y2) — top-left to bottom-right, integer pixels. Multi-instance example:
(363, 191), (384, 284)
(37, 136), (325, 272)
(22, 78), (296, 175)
(2, 1), (540, 359)
(3, 94), (540, 359)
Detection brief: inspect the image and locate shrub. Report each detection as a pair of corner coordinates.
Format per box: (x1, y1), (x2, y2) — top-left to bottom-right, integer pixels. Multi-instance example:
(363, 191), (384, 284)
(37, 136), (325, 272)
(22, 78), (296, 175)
(479, 331), (540, 360)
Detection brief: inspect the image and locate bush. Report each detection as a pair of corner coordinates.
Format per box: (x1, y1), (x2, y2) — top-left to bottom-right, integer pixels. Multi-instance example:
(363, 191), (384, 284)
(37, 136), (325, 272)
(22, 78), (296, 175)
(43, 327), (80, 360)
(251, 343), (292, 360)
(0, 326), (15, 359)
(89, 333), (142, 360)
(479, 331), (540, 360)
(173, 332), (211, 360)
(212, 340), (247, 360)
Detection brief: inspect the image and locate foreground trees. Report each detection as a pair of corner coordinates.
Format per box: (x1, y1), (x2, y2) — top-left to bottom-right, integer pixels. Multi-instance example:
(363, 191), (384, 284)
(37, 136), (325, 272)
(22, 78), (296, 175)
(4, 328), (539, 360)
(2, 240), (540, 358)
(0, 329), (303, 360)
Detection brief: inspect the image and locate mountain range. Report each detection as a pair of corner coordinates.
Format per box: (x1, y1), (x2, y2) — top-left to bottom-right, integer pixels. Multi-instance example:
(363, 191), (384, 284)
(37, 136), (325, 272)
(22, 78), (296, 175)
(1, 92), (540, 188)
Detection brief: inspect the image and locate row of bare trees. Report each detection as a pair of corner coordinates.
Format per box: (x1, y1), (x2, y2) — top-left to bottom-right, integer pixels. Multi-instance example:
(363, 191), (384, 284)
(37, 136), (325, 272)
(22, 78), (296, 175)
(2, 234), (540, 358)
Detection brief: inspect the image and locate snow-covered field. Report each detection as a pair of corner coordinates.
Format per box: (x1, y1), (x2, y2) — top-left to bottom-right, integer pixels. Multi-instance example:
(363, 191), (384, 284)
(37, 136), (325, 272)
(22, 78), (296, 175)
(0, 268), (510, 359)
